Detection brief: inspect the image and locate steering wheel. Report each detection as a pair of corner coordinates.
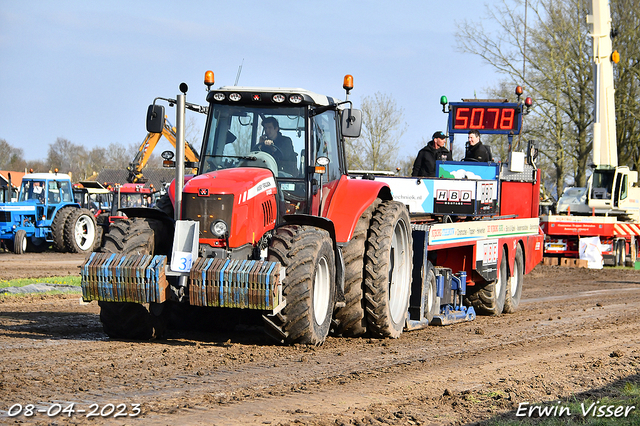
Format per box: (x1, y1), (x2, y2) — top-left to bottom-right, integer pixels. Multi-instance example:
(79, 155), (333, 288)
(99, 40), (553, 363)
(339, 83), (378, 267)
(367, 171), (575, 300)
(260, 143), (285, 164)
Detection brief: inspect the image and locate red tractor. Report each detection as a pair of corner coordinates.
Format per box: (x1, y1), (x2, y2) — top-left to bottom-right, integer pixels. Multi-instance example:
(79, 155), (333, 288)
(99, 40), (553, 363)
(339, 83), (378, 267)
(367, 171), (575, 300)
(89, 74), (413, 345)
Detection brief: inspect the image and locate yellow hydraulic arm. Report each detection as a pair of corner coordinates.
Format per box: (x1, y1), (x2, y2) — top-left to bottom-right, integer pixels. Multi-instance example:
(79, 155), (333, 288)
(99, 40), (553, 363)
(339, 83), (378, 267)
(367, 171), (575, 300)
(127, 117), (200, 183)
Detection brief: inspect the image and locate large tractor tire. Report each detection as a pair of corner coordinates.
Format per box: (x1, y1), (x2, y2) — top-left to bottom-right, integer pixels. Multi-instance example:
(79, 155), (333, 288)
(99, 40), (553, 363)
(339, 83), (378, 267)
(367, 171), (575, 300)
(13, 229), (27, 255)
(503, 244), (524, 313)
(363, 201), (413, 339)
(98, 217), (172, 340)
(467, 247), (508, 315)
(92, 226), (104, 251)
(51, 207), (75, 252)
(264, 225), (335, 345)
(64, 208), (97, 253)
(333, 200), (379, 337)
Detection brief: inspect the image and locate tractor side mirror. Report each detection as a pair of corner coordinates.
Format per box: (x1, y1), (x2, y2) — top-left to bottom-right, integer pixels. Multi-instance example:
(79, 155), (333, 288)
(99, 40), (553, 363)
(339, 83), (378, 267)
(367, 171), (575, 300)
(341, 108), (362, 138)
(146, 104), (165, 133)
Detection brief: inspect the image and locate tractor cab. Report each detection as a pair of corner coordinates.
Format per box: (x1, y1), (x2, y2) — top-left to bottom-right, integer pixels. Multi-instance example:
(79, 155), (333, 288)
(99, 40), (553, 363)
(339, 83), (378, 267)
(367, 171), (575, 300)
(18, 173), (75, 220)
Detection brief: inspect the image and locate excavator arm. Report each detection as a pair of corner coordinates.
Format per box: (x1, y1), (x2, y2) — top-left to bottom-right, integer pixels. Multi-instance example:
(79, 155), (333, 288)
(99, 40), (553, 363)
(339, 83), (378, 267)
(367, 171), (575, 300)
(127, 117), (200, 183)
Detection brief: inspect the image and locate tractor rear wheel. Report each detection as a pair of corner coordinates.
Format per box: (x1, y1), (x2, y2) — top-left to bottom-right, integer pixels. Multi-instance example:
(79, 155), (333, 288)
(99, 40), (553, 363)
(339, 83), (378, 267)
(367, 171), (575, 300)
(51, 207), (74, 252)
(64, 208), (97, 253)
(264, 225), (335, 345)
(13, 229), (27, 254)
(333, 200), (379, 337)
(467, 247), (508, 315)
(364, 201), (413, 338)
(98, 217), (172, 340)
(503, 245), (523, 313)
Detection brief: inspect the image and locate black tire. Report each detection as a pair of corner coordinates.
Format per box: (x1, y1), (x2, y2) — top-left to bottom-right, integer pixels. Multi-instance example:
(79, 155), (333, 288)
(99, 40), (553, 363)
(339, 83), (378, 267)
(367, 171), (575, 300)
(101, 217), (173, 256)
(98, 302), (156, 340)
(364, 201), (413, 338)
(51, 207), (75, 252)
(64, 208), (97, 253)
(424, 262), (440, 322)
(13, 229), (27, 255)
(154, 193), (174, 217)
(467, 247), (507, 316)
(93, 226), (104, 251)
(503, 245), (523, 313)
(264, 225), (335, 345)
(28, 237), (48, 253)
(98, 217), (172, 340)
(333, 200), (379, 337)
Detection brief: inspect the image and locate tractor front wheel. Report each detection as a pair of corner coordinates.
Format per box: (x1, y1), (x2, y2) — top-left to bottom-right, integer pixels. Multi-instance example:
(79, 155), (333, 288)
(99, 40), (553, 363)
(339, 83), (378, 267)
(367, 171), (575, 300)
(13, 229), (27, 254)
(98, 217), (171, 339)
(264, 225), (335, 345)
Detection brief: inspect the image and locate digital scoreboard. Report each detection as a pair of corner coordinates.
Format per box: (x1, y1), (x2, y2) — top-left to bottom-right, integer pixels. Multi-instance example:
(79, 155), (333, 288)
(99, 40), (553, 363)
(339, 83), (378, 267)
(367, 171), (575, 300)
(447, 102), (523, 135)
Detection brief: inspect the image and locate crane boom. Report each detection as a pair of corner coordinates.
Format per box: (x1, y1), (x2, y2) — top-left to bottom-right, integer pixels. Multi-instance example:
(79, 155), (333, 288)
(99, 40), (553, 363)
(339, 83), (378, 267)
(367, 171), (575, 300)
(127, 117), (200, 183)
(588, 0), (617, 168)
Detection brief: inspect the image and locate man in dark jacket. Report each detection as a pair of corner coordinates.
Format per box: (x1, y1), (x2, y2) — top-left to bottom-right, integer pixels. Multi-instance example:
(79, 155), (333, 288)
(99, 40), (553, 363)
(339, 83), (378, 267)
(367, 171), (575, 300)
(463, 129), (493, 162)
(412, 131), (453, 177)
(258, 117), (298, 175)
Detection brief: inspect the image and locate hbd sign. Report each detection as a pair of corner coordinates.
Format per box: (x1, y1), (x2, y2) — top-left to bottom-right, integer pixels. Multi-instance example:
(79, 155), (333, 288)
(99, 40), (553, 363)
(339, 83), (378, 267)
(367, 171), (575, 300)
(435, 189), (473, 203)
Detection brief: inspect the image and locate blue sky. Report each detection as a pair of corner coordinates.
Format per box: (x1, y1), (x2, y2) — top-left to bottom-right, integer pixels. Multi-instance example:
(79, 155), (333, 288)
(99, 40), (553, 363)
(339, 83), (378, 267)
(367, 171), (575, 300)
(0, 1), (508, 164)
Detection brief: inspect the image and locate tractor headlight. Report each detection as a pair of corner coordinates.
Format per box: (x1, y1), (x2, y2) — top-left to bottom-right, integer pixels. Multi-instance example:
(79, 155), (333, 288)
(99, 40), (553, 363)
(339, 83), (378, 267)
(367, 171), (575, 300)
(210, 220), (228, 238)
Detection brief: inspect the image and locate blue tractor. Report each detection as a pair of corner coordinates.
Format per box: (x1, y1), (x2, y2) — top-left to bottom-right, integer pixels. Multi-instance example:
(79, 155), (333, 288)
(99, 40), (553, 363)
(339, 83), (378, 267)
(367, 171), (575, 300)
(0, 172), (98, 254)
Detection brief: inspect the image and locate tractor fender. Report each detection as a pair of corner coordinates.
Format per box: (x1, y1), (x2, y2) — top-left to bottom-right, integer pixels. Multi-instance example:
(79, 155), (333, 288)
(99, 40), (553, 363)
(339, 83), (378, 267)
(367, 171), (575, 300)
(165, 175), (196, 206)
(283, 214), (346, 304)
(325, 177), (392, 244)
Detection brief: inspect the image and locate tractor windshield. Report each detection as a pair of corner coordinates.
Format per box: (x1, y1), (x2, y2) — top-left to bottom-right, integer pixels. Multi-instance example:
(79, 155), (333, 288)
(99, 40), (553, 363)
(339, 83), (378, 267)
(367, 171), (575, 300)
(20, 180), (46, 202)
(119, 193), (147, 208)
(201, 105), (306, 178)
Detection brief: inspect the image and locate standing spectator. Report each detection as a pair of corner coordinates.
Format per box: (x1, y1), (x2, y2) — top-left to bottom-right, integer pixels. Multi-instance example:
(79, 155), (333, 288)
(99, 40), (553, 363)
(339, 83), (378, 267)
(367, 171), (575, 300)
(463, 130), (493, 162)
(411, 131), (453, 178)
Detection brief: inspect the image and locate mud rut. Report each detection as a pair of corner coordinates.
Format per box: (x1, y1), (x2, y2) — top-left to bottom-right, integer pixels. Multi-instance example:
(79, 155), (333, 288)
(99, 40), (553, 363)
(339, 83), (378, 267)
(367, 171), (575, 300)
(1, 253), (640, 425)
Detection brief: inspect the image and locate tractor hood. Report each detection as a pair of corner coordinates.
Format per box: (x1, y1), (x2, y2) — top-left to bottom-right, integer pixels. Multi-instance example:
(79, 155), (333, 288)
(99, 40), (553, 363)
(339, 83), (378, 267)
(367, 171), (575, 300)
(184, 168), (276, 198)
(0, 201), (39, 212)
(179, 167), (278, 249)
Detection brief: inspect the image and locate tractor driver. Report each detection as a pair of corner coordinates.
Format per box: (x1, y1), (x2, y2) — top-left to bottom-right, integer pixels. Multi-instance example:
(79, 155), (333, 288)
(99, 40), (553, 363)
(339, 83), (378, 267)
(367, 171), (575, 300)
(257, 117), (298, 176)
(29, 181), (45, 203)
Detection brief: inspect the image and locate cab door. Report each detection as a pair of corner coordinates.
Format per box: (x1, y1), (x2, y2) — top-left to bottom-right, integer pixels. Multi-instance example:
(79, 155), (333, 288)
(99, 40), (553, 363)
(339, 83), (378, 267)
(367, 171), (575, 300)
(310, 110), (342, 217)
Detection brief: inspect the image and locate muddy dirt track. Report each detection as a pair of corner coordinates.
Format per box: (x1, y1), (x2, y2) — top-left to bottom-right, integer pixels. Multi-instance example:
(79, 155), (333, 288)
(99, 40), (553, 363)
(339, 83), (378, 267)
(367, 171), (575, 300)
(1, 252), (640, 425)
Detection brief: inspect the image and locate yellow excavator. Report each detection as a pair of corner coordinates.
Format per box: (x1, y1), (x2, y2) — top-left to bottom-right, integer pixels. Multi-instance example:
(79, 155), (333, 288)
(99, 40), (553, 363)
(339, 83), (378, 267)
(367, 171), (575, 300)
(127, 117), (200, 183)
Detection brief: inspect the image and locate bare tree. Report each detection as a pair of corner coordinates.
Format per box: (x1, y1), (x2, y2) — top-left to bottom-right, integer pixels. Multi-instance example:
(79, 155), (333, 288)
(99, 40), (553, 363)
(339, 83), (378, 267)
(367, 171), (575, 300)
(345, 92), (407, 171)
(458, 0), (640, 195)
(0, 139), (27, 171)
(457, 0), (592, 194)
(611, 0), (640, 171)
(104, 142), (130, 169)
(47, 137), (91, 180)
